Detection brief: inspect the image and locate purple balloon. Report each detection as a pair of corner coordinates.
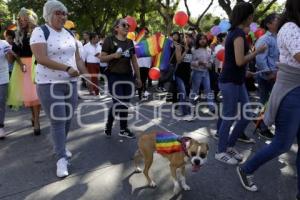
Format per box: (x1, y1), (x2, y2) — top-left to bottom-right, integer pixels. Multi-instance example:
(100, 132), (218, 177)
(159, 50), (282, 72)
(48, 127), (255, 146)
(211, 25), (221, 36)
(250, 23), (258, 32)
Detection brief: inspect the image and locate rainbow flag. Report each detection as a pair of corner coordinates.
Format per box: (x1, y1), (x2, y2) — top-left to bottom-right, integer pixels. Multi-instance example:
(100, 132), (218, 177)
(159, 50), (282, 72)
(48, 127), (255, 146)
(135, 28), (146, 43)
(156, 132), (182, 154)
(153, 35), (173, 71)
(135, 33), (161, 58)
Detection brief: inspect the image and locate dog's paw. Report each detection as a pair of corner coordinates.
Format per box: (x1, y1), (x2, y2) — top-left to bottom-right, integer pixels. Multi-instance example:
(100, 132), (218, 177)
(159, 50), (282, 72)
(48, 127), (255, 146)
(149, 181), (157, 188)
(182, 184), (191, 191)
(135, 167), (142, 173)
(173, 185), (181, 194)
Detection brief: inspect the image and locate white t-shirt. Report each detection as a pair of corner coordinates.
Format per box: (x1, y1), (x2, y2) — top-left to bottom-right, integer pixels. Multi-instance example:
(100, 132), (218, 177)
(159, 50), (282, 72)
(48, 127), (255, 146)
(77, 40), (85, 60)
(30, 24), (78, 84)
(98, 43), (108, 67)
(137, 57), (152, 68)
(0, 40), (11, 85)
(82, 42), (101, 63)
(277, 22), (300, 68)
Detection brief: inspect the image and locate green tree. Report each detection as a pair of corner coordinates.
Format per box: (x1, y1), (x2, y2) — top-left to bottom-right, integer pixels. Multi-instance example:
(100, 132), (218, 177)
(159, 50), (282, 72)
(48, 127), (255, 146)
(199, 13), (221, 32)
(183, 0), (215, 32)
(7, 0), (44, 22)
(0, 0), (11, 31)
(217, 0), (282, 20)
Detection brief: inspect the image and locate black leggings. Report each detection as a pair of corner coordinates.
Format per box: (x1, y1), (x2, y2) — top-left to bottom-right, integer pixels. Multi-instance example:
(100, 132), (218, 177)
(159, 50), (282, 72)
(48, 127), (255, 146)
(138, 67), (150, 98)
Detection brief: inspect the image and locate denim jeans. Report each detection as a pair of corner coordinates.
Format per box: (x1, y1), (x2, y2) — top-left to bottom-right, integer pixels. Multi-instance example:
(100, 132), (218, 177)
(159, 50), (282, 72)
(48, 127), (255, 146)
(218, 82), (250, 153)
(175, 76), (190, 115)
(241, 86), (300, 194)
(106, 73), (134, 130)
(190, 70), (214, 110)
(37, 82), (78, 159)
(0, 84), (8, 128)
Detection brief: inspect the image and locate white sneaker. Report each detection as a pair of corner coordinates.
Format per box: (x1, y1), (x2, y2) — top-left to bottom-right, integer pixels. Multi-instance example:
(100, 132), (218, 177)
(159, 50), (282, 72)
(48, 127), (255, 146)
(182, 115), (195, 122)
(144, 91), (150, 97)
(56, 158), (69, 178)
(227, 147), (244, 162)
(66, 149), (72, 158)
(0, 128), (7, 139)
(215, 152), (238, 165)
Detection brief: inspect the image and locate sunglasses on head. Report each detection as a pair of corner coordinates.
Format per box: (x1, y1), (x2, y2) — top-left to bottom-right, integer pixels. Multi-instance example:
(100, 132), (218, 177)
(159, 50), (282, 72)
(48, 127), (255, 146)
(54, 10), (68, 16)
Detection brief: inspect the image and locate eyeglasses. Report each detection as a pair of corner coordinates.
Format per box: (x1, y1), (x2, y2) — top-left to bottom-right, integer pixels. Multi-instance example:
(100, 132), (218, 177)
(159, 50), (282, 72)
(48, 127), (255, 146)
(54, 10), (68, 16)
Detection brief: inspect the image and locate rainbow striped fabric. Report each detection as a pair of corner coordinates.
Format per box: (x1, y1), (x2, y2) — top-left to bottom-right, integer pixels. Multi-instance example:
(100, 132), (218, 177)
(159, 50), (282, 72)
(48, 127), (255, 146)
(156, 132), (182, 154)
(153, 35), (173, 71)
(135, 28), (146, 43)
(135, 33), (162, 57)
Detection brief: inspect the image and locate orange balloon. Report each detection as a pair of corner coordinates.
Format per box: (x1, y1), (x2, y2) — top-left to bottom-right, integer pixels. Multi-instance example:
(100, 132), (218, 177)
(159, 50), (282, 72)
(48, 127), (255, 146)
(7, 24), (16, 31)
(64, 20), (75, 29)
(149, 68), (160, 80)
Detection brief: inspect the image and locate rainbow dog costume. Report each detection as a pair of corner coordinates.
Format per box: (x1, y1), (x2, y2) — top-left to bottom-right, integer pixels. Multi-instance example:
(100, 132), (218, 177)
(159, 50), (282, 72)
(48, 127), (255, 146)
(155, 132), (182, 154)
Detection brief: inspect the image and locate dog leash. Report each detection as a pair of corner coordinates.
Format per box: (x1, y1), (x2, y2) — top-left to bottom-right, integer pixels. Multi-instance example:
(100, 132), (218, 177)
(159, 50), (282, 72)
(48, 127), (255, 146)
(80, 75), (172, 132)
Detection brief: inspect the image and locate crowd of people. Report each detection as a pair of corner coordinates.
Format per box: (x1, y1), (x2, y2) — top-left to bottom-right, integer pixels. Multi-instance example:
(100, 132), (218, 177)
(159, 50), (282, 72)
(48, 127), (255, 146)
(0, 0), (299, 199)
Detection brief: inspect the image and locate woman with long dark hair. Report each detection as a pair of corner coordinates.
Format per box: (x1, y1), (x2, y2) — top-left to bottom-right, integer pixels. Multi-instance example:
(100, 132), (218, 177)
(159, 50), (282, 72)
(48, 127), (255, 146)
(215, 2), (266, 165)
(174, 33), (194, 121)
(190, 33), (214, 112)
(237, 0), (300, 197)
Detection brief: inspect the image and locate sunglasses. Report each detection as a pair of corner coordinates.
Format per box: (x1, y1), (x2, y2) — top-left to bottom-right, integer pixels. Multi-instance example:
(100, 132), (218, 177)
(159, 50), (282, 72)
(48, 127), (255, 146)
(118, 23), (130, 29)
(54, 10), (68, 16)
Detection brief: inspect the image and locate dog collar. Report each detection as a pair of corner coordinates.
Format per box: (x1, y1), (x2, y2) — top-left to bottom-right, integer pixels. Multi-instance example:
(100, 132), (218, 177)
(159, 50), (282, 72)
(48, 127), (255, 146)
(179, 137), (191, 158)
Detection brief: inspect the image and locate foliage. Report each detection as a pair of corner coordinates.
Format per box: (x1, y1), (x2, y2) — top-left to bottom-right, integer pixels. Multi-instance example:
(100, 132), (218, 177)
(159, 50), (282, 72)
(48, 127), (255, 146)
(0, 0), (11, 29)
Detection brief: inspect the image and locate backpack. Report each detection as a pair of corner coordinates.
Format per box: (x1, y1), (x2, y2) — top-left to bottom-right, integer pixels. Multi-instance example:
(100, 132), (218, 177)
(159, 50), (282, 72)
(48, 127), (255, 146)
(40, 24), (74, 40)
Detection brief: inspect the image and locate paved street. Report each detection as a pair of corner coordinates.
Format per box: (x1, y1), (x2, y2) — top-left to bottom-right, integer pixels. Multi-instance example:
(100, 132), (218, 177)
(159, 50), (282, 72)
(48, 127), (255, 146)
(0, 87), (298, 200)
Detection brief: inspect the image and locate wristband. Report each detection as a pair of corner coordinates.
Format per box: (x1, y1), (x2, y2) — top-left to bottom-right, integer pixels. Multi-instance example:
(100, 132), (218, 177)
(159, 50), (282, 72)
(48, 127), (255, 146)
(66, 66), (71, 72)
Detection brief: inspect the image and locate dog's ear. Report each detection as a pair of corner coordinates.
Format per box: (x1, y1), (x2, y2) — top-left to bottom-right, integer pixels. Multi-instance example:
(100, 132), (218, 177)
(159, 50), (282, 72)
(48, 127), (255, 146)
(180, 137), (192, 148)
(206, 143), (209, 151)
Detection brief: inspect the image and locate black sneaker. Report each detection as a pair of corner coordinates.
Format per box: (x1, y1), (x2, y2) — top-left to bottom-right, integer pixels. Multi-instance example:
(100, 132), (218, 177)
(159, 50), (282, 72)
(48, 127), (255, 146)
(238, 133), (256, 144)
(258, 129), (274, 140)
(236, 166), (258, 192)
(104, 128), (111, 138)
(119, 128), (136, 139)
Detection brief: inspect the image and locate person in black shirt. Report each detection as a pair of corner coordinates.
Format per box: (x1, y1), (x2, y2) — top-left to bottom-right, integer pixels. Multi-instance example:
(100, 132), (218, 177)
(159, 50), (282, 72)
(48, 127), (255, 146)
(7, 8), (42, 136)
(100, 18), (141, 139)
(215, 2), (266, 165)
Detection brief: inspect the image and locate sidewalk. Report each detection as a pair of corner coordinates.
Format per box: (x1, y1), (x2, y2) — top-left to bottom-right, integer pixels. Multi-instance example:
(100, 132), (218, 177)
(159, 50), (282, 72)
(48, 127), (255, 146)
(0, 93), (297, 200)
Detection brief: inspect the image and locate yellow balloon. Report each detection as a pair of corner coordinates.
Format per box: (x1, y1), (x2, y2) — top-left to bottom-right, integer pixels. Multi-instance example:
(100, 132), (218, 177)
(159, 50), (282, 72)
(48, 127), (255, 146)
(64, 20), (75, 29)
(127, 32), (136, 40)
(212, 36), (218, 44)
